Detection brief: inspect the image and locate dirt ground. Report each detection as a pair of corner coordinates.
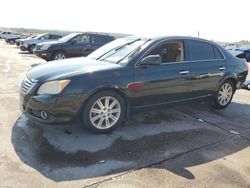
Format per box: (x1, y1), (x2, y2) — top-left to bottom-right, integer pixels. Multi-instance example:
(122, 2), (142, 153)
(0, 39), (250, 188)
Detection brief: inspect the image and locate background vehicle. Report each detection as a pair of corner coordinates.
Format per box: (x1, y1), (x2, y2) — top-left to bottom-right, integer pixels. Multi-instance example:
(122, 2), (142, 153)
(5, 35), (29, 44)
(20, 36), (248, 133)
(33, 32), (115, 61)
(20, 33), (62, 53)
(236, 49), (250, 62)
(0, 31), (21, 39)
(16, 35), (36, 47)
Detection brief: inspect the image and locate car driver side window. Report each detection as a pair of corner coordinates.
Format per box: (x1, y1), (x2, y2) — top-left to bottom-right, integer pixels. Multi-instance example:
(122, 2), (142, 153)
(148, 41), (184, 63)
(74, 34), (90, 44)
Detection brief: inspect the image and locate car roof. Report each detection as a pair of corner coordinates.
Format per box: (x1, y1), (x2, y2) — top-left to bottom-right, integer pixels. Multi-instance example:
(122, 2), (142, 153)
(125, 35), (220, 47)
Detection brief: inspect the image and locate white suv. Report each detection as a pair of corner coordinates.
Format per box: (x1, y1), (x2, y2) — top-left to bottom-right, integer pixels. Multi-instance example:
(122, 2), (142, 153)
(0, 32), (21, 39)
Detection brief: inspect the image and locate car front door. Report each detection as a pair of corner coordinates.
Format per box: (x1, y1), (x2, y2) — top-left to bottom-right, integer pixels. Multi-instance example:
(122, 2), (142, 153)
(187, 40), (226, 97)
(132, 40), (190, 108)
(69, 34), (91, 57)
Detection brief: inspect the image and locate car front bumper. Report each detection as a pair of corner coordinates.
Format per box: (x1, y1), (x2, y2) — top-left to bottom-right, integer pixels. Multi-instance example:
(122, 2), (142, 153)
(20, 91), (85, 123)
(33, 50), (53, 61)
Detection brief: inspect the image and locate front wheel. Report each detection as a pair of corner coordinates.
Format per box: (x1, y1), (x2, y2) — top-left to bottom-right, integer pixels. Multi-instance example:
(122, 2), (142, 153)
(81, 91), (126, 133)
(212, 80), (235, 109)
(52, 51), (66, 60)
(28, 45), (35, 53)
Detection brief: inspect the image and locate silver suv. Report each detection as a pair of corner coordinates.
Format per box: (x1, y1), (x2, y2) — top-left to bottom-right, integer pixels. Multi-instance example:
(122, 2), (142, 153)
(20, 33), (62, 53)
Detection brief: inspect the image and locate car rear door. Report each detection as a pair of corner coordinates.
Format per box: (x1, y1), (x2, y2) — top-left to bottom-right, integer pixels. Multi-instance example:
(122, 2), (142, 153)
(132, 40), (191, 107)
(187, 40), (226, 97)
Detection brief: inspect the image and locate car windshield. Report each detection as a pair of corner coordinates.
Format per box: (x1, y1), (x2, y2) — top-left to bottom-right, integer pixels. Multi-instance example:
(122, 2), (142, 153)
(88, 37), (151, 65)
(59, 33), (80, 42)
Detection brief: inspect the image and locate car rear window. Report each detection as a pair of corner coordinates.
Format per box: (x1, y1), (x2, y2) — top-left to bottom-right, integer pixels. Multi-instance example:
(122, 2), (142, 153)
(188, 40), (223, 61)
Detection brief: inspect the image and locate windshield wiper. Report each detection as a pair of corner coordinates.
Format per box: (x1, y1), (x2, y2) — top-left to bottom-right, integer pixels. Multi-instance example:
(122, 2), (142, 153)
(97, 38), (141, 61)
(115, 39), (151, 64)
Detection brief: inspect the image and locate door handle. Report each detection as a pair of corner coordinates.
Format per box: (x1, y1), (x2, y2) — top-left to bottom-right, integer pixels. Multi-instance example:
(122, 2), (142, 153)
(179, 70), (189, 75)
(218, 66), (226, 71)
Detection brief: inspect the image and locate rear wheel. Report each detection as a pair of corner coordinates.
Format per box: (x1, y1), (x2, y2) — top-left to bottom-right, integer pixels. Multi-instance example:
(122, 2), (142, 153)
(81, 91), (125, 133)
(212, 80), (235, 109)
(52, 52), (66, 60)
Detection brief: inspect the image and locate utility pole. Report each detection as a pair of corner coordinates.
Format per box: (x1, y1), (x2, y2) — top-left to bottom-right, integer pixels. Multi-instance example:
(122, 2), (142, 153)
(198, 31), (200, 38)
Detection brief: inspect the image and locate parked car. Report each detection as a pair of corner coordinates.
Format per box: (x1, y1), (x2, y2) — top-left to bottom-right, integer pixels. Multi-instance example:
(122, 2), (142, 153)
(20, 33), (62, 53)
(5, 35), (29, 44)
(17, 35), (37, 47)
(19, 36), (248, 133)
(236, 49), (250, 62)
(33, 32), (115, 61)
(0, 31), (21, 39)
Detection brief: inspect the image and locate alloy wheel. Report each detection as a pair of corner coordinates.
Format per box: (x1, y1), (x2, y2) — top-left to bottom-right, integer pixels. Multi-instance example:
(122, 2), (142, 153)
(54, 53), (66, 60)
(218, 83), (233, 106)
(89, 96), (121, 129)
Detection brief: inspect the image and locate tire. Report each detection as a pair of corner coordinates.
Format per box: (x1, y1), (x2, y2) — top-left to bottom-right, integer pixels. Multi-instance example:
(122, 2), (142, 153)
(52, 51), (66, 60)
(28, 45), (35, 53)
(212, 80), (235, 109)
(81, 91), (126, 133)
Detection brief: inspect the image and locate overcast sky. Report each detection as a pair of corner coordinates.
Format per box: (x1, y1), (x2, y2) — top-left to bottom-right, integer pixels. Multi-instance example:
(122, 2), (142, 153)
(0, 0), (249, 42)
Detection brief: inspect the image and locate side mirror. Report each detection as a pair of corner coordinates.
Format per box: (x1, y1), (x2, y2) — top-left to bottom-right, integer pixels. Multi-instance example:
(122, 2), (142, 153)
(138, 55), (162, 66)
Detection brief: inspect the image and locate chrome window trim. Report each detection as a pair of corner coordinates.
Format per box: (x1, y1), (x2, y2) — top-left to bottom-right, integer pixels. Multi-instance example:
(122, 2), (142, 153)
(134, 38), (226, 68)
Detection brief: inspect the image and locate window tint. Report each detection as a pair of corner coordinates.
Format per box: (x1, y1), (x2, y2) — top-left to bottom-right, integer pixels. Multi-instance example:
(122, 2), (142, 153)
(92, 35), (113, 44)
(213, 46), (224, 59)
(73, 34), (90, 44)
(50, 35), (61, 39)
(148, 41), (184, 63)
(189, 40), (217, 60)
(39, 34), (49, 40)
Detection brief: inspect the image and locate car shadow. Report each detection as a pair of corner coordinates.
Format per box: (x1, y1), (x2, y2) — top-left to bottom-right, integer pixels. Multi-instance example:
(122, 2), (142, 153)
(18, 51), (31, 55)
(11, 101), (250, 182)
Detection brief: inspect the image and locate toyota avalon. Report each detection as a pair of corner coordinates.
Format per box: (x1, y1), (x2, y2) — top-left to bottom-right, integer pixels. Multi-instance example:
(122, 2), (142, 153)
(19, 36), (249, 133)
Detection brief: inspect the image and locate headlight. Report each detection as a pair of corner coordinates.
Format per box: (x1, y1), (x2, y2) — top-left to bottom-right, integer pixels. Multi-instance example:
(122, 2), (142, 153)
(37, 80), (70, 95)
(40, 44), (51, 50)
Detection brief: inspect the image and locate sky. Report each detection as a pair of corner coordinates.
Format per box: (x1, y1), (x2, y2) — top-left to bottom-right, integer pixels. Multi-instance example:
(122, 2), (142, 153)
(0, 0), (249, 42)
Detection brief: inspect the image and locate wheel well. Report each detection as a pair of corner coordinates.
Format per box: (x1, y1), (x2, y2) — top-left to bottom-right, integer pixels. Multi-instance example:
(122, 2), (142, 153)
(52, 50), (67, 58)
(80, 88), (130, 118)
(224, 78), (237, 91)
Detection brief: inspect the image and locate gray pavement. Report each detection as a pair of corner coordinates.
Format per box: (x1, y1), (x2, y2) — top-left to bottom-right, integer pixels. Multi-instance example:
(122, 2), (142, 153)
(0, 40), (250, 188)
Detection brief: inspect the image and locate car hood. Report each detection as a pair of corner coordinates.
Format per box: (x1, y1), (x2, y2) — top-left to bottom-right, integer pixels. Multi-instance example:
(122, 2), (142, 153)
(27, 57), (121, 82)
(37, 40), (63, 46)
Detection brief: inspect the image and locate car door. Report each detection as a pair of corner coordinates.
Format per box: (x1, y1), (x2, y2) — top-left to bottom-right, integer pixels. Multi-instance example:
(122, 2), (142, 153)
(132, 40), (190, 107)
(69, 34), (91, 57)
(187, 40), (226, 97)
(90, 34), (112, 54)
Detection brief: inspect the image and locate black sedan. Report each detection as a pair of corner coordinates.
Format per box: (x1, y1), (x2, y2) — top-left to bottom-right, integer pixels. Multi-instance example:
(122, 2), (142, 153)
(20, 36), (249, 133)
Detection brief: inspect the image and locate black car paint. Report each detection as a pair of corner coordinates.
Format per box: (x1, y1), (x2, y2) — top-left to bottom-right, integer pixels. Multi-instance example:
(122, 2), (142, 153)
(33, 33), (115, 61)
(20, 36), (248, 123)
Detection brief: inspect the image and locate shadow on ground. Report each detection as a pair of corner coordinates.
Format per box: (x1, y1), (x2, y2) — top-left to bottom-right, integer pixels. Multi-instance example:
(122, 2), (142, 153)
(11, 101), (250, 182)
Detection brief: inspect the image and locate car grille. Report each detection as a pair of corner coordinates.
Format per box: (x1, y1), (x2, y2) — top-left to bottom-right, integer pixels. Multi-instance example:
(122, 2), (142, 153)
(21, 76), (37, 94)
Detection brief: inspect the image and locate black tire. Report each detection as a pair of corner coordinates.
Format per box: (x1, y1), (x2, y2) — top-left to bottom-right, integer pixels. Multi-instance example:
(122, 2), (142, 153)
(81, 91), (126, 133)
(212, 80), (235, 109)
(52, 51), (67, 60)
(28, 45), (35, 53)
(9, 40), (14, 44)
